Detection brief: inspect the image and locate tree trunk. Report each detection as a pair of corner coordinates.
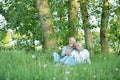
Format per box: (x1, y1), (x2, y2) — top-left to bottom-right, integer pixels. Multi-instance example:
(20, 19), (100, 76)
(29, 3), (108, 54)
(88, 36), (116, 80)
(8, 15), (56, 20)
(100, 0), (109, 53)
(36, 0), (57, 50)
(68, 0), (79, 39)
(79, 0), (94, 54)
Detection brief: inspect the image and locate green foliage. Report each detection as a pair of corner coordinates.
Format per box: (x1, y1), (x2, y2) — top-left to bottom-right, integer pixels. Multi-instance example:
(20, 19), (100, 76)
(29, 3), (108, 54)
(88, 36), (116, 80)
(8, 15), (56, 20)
(1, 0), (42, 49)
(0, 0), (119, 53)
(49, 0), (70, 46)
(0, 30), (7, 42)
(92, 31), (101, 54)
(49, 0), (82, 46)
(6, 0), (40, 34)
(109, 7), (120, 54)
(0, 50), (120, 80)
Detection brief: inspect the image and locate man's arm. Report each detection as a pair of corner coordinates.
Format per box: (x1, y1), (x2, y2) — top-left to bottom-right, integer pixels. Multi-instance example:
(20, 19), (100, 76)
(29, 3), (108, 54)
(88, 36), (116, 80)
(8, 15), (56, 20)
(61, 46), (66, 57)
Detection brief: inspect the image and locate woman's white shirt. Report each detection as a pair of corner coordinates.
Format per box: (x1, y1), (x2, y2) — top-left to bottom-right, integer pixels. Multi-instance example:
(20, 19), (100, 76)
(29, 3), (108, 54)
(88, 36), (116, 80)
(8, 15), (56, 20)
(71, 49), (91, 64)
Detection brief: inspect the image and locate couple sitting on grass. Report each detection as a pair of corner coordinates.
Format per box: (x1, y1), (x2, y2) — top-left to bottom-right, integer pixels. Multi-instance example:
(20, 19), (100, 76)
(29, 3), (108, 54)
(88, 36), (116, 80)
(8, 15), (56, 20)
(53, 37), (91, 65)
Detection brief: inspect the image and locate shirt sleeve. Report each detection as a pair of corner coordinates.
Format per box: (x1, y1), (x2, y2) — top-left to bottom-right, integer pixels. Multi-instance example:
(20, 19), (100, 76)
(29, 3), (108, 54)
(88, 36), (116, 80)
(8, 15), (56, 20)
(61, 46), (66, 57)
(84, 49), (91, 64)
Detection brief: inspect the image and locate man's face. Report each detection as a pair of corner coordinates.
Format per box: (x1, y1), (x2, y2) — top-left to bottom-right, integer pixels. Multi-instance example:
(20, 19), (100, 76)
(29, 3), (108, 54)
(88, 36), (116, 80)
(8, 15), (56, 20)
(69, 38), (75, 47)
(76, 43), (82, 51)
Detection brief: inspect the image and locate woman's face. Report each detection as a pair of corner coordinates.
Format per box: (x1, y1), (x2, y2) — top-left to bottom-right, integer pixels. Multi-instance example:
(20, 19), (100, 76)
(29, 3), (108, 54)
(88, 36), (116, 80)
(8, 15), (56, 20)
(76, 43), (82, 51)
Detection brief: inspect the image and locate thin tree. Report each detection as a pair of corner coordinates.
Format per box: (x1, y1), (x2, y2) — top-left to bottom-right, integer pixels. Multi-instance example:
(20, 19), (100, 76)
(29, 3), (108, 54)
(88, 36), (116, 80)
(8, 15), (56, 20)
(68, 0), (79, 39)
(79, 0), (94, 54)
(100, 0), (109, 53)
(36, 0), (57, 50)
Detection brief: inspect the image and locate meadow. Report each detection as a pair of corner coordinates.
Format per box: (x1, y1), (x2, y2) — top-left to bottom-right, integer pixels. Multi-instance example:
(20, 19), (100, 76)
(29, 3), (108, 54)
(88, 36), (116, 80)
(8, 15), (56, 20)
(0, 49), (120, 80)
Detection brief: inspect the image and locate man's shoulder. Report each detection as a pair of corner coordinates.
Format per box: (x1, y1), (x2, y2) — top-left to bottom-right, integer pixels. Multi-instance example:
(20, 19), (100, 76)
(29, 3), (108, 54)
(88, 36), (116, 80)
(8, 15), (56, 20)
(62, 45), (68, 49)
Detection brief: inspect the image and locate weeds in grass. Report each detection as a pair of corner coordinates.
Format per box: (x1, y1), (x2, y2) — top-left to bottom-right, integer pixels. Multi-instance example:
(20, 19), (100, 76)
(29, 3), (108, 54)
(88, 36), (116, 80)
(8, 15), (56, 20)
(0, 49), (120, 80)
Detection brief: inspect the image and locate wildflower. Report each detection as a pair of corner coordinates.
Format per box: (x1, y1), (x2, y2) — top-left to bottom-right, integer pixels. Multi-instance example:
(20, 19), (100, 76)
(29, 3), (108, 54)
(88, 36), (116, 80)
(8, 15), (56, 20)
(84, 67), (86, 70)
(43, 64), (47, 68)
(53, 12), (57, 15)
(53, 77), (56, 80)
(115, 68), (119, 71)
(65, 71), (70, 75)
(103, 57), (106, 60)
(6, 78), (9, 80)
(32, 54), (36, 59)
(93, 75), (97, 78)
(65, 77), (68, 80)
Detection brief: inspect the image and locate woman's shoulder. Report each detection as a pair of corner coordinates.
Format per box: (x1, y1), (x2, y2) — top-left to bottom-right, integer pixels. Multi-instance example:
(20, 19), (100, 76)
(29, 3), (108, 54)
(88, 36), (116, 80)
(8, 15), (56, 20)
(82, 49), (89, 53)
(82, 49), (90, 56)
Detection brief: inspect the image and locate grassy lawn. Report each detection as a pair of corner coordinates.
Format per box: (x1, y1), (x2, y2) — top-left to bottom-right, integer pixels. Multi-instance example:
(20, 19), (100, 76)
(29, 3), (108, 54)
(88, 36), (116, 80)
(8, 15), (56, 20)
(0, 49), (120, 80)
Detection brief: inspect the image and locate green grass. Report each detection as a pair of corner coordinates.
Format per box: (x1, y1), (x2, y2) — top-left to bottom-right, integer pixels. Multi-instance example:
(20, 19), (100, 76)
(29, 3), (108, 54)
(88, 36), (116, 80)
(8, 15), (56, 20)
(0, 49), (120, 80)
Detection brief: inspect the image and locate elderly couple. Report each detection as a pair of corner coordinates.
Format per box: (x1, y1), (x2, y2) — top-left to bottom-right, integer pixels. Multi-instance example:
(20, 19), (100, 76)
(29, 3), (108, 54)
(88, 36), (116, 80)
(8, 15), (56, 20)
(53, 37), (91, 65)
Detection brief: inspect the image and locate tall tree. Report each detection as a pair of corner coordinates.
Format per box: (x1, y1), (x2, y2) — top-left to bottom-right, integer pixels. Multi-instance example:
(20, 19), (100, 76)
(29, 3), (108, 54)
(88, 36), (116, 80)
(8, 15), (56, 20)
(100, 0), (109, 53)
(68, 0), (79, 39)
(36, 0), (57, 50)
(79, 0), (94, 54)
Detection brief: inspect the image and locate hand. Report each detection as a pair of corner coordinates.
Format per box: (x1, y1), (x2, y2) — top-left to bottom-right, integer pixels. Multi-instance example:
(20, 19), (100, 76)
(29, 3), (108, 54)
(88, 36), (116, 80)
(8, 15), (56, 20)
(66, 52), (71, 56)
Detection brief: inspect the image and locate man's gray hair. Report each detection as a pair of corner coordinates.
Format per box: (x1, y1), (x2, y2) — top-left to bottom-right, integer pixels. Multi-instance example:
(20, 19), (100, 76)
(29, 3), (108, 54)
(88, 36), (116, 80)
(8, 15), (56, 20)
(69, 37), (76, 43)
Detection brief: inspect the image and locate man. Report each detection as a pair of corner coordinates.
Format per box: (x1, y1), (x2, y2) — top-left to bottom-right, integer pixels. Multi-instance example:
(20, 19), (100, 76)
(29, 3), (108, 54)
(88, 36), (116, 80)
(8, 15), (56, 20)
(72, 41), (91, 64)
(53, 37), (76, 63)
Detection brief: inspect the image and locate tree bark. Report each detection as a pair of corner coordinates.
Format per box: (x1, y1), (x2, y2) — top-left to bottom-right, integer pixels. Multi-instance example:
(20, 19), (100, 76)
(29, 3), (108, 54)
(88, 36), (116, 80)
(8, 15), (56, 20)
(36, 0), (57, 50)
(68, 0), (79, 39)
(100, 0), (109, 53)
(79, 0), (94, 54)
